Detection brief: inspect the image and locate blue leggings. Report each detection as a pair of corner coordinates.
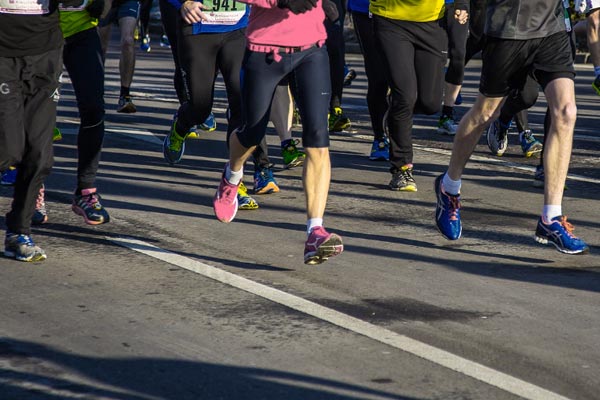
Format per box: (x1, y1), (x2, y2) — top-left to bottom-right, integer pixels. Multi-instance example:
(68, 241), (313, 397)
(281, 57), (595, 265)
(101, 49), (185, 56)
(237, 45), (331, 149)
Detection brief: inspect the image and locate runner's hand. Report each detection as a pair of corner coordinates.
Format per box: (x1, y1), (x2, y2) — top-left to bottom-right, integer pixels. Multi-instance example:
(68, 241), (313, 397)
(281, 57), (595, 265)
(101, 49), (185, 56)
(322, 0), (339, 21)
(180, 0), (210, 24)
(454, 8), (468, 25)
(277, 0), (317, 15)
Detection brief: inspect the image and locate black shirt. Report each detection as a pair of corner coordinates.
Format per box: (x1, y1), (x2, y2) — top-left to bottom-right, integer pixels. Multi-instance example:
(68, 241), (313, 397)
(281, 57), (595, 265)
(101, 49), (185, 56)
(0, 2), (63, 57)
(485, 0), (565, 40)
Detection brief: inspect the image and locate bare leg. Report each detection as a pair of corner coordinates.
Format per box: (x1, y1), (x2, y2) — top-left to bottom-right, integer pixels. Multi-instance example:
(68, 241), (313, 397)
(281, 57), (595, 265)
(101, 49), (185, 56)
(303, 147), (330, 220)
(541, 78), (576, 207)
(447, 94), (505, 180)
(118, 16), (137, 89)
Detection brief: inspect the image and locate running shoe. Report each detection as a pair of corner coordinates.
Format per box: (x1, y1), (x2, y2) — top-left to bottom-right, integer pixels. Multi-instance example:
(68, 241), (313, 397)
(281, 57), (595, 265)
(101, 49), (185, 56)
(213, 165), (239, 223)
(592, 76), (600, 96)
(53, 127), (62, 141)
(389, 164), (417, 192)
(117, 95), (137, 113)
(199, 112), (217, 132)
(186, 126), (200, 139)
(140, 35), (151, 52)
(328, 107), (351, 132)
(434, 174), (462, 240)
(486, 119), (509, 156)
(520, 130), (543, 157)
(437, 115), (457, 135)
(304, 226), (344, 265)
(343, 68), (356, 87)
(4, 233), (47, 262)
(534, 216), (589, 254)
(1, 167), (17, 186)
(32, 185), (48, 225)
(72, 188), (110, 225)
(160, 34), (171, 48)
(253, 165), (280, 195)
(163, 120), (188, 165)
(369, 137), (389, 161)
(237, 182), (259, 210)
(281, 139), (306, 169)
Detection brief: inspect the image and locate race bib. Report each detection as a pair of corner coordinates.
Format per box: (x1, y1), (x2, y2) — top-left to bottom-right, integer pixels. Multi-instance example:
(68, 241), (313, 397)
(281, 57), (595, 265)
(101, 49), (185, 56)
(0, 0), (50, 14)
(202, 0), (246, 25)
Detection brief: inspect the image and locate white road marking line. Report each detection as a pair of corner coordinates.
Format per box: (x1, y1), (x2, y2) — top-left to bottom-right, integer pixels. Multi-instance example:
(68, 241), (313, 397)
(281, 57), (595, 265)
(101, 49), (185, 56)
(109, 236), (571, 400)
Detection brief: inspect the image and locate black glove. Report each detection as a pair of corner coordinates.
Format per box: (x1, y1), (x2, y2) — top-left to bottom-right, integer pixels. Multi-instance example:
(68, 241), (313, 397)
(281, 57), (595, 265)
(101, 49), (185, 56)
(277, 0), (317, 14)
(86, 0), (105, 18)
(59, 0), (85, 7)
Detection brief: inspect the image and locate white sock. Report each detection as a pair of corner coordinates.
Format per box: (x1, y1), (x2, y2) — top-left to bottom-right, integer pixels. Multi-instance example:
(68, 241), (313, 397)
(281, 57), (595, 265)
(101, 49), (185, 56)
(226, 164), (243, 185)
(594, 66), (600, 78)
(542, 205), (562, 224)
(442, 172), (461, 195)
(307, 218), (323, 235)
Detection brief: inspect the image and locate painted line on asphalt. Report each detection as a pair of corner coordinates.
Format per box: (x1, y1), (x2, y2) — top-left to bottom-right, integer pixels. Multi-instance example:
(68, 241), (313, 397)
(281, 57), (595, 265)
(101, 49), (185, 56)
(109, 236), (571, 400)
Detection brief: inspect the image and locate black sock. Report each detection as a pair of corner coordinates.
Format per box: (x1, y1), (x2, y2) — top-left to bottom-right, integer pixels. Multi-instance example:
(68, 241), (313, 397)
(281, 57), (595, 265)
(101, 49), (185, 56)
(120, 86), (130, 97)
(442, 105), (453, 118)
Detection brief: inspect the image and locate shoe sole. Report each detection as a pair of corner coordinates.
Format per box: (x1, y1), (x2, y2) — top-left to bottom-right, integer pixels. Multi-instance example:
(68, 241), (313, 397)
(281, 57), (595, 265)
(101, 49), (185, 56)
(437, 127), (456, 136)
(254, 182), (280, 195)
(304, 235), (344, 265)
(523, 145), (543, 158)
(117, 104), (137, 113)
(389, 185), (417, 192)
(72, 205), (109, 225)
(369, 156), (389, 161)
(534, 234), (589, 255)
(285, 157), (305, 169)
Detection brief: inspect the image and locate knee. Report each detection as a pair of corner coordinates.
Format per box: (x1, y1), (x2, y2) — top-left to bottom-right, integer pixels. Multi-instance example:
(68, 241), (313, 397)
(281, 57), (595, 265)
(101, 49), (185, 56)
(121, 35), (135, 49)
(80, 104), (105, 128)
(551, 101), (577, 126)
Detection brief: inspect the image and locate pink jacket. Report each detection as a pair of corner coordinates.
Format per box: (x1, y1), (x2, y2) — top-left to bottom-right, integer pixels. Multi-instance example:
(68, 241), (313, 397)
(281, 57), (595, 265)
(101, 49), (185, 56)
(241, 0), (327, 51)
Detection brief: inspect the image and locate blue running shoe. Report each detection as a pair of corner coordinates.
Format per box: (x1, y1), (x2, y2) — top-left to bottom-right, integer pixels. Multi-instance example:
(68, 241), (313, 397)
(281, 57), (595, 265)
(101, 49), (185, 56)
(534, 216), (589, 254)
(4, 233), (46, 262)
(140, 35), (151, 52)
(369, 137), (389, 161)
(434, 174), (462, 240)
(519, 130), (543, 158)
(1, 167), (17, 186)
(199, 112), (217, 132)
(253, 165), (279, 195)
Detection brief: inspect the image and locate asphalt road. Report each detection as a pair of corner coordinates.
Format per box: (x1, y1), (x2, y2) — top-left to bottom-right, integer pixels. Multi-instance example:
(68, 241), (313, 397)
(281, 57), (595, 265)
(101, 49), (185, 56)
(0, 41), (599, 400)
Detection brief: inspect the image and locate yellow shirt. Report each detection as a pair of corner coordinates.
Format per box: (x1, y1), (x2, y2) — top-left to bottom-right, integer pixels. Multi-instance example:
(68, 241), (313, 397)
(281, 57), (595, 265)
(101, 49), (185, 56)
(369, 0), (446, 22)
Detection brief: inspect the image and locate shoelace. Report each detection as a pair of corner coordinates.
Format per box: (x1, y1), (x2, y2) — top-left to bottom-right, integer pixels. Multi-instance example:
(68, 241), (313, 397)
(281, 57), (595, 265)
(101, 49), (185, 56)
(447, 195), (461, 221)
(81, 193), (100, 210)
(169, 132), (184, 151)
(558, 216), (576, 238)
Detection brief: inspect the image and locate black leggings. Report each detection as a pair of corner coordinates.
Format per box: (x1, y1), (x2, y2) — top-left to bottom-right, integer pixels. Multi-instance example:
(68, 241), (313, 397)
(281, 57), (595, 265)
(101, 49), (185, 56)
(445, 3), (470, 85)
(176, 29), (245, 136)
(325, 0), (345, 111)
(63, 28), (106, 191)
(374, 16), (447, 169)
(159, 0), (186, 104)
(0, 47), (61, 235)
(237, 46), (331, 149)
(352, 11), (387, 139)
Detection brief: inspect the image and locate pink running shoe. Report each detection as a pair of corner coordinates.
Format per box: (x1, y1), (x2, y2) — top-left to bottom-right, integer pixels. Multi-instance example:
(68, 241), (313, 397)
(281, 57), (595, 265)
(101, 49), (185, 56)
(213, 165), (239, 223)
(304, 226), (344, 265)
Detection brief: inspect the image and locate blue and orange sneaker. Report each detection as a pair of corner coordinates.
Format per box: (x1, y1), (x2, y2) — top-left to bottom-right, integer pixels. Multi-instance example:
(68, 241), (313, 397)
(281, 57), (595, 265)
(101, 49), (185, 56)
(434, 174), (462, 240)
(534, 216), (589, 254)
(253, 165), (279, 195)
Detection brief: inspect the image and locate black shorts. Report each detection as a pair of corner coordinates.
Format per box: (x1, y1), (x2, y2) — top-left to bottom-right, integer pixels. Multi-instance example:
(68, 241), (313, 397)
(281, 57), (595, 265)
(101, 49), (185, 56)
(479, 31), (575, 97)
